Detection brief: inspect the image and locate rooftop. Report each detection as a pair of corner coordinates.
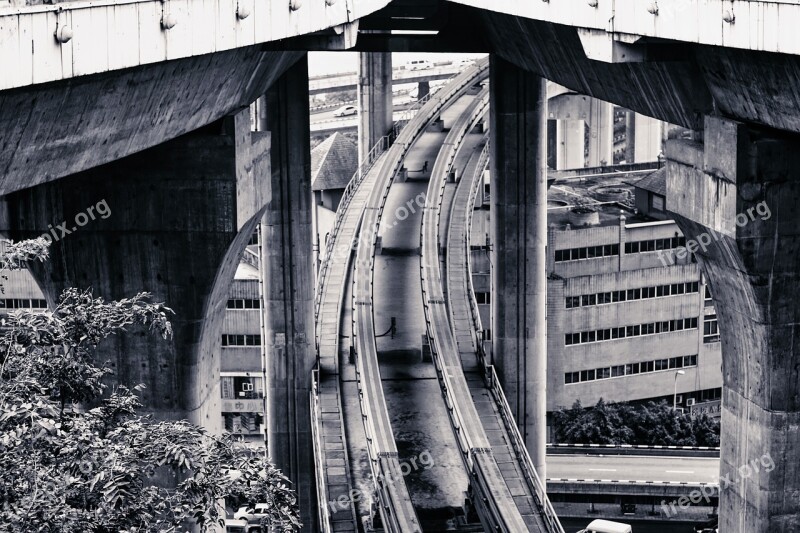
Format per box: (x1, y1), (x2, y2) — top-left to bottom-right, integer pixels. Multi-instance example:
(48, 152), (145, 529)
(311, 132), (359, 192)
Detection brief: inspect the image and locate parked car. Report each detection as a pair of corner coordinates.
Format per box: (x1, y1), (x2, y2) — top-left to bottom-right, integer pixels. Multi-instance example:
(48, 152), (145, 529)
(225, 519), (263, 533)
(332, 104), (357, 117)
(233, 503), (270, 521)
(577, 519), (633, 533)
(691, 517), (718, 533)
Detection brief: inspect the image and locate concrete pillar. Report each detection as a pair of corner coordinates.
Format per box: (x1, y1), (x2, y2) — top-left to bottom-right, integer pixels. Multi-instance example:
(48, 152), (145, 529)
(261, 56), (317, 531)
(555, 119), (585, 170)
(357, 52), (393, 163)
(587, 99), (614, 167)
(666, 115), (800, 533)
(489, 55), (547, 479)
(624, 110), (636, 163)
(5, 108), (270, 432)
(633, 113), (663, 162)
(417, 80), (430, 101)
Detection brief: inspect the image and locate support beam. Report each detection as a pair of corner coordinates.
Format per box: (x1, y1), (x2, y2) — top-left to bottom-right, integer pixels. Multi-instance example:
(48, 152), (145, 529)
(666, 116), (800, 533)
(556, 119), (585, 170)
(587, 100), (614, 167)
(357, 51), (393, 163)
(490, 55), (548, 479)
(5, 109), (269, 432)
(417, 80), (431, 101)
(261, 55), (317, 531)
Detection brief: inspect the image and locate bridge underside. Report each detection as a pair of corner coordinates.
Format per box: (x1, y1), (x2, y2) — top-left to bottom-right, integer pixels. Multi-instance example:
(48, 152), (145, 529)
(3, 2), (800, 532)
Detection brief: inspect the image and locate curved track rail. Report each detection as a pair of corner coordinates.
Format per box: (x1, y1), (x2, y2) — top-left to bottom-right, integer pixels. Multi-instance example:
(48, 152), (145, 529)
(451, 146), (566, 533)
(351, 59), (490, 532)
(419, 90), (545, 531)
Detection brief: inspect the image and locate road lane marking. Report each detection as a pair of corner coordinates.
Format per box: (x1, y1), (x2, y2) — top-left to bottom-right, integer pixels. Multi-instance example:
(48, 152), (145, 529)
(666, 470), (695, 474)
(589, 468), (617, 472)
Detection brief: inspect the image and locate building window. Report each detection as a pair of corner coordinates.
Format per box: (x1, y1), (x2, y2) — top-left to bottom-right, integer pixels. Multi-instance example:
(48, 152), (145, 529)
(221, 334), (261, 347)
(564, 281), (701, 309)
(222, 412), (264, 435)
(227, 299), (261, 309)
(704, 285), (714, 307)
(703, 314), (720, 343)
(651, 194), (665, 211)
(0, 298), (48, 310)
(624, 237), (685, 255)
(565, 354), (699, 384)
(554, 243), (619, 263)
(247, 231), (260, 245)
(221, 376), (264, 399)
(564, 316), (699, 346)
(475, 292), (491, 305)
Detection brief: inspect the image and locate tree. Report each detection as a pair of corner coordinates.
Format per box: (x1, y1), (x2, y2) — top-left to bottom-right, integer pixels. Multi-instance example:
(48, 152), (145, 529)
(0, 238), (300, 532)
(552, 397), (720, 446)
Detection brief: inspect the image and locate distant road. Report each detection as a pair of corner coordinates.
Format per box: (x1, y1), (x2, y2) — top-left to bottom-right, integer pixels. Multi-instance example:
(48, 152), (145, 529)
(547, 454), (720, 484)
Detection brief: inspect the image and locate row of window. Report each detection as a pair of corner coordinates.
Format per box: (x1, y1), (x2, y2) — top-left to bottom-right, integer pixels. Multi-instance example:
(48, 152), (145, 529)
(221, 376), (264, 399)
(565, 317), (699, 346)
(221, 334), (261, 347)
(0, 298), (47, 309)
(227, 298), (261, 309)
(565, 281), (700, 308)
(624, 236), (686, 254)
(554, 237), (689, 263)
(564, 354), (698, 384)
(554, 244), (620, 263)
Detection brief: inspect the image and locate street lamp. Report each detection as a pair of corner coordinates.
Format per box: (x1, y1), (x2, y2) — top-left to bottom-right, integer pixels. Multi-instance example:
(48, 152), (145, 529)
(673, 370), (686, 411)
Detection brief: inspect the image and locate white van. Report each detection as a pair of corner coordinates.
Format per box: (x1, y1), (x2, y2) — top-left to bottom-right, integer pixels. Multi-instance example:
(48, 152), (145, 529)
(578, 519), (633, 533)
(406, 59), (432, 71)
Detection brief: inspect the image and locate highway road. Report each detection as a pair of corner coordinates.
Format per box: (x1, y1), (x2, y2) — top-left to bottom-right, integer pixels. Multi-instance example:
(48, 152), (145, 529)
(547, 454), (721, 483)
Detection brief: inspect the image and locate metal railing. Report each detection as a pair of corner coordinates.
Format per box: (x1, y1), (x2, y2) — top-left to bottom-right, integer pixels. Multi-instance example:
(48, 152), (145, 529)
(309, 369), (333, 533)
(463, 144), (565, 533)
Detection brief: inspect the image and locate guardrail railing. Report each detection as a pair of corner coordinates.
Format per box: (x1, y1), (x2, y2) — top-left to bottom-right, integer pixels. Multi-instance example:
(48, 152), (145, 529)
(463, 142), (565, 533)
(309, 369), (333, 533)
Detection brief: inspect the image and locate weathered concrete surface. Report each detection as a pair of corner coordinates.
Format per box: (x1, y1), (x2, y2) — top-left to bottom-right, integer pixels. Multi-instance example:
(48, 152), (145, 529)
(260, 56), (317, 531)
(667, 116), (800, 533)
(0, 48), (302, 196)
(490, 55), (548, 478)
(466, 6), (800, 136)
(358, 51), (393, 163)
(4, 109), (268, 434)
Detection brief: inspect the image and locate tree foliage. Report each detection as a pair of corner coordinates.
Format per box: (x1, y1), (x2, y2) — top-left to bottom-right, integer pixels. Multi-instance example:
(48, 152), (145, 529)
(552, 398), (720, 447)
(0, 238), (300, 532)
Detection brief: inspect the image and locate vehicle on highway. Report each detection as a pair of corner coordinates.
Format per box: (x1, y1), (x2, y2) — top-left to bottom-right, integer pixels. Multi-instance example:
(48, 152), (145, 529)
(405, 59), (432, 71)
(691, 517), (718, 533)
(225, 519), (263, 533)
(577, 519), (633, 533)
(333, 104), (357, 117)
(233, 503), (270, 521)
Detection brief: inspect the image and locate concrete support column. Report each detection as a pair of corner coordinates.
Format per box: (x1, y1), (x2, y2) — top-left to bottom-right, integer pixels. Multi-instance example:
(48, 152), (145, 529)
(5, 109), (270, 432)
(555, 119), (585, 170)
(633, 113), (663, 162)
(489, 55), (547, 478)
(587, 100), (614, 167)
(357, 52), (393, 163)
(667, 115), (800, 533)
(417, 80), (430, 101)
(261, 55), (317, 531)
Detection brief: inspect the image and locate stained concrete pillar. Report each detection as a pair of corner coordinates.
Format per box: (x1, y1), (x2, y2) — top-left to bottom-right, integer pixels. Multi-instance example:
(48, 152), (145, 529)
(489, 55), (547, 479)
(5, 108), (270, 431)
(633, 113), (663, 162)
(261, 56), (317, 531)
(357, 52), (393, 163)
(667, 115), (800, 533)
(417, 80), (430, 101)
(555, 119), (585, 170)
(587, 99), (614, 167)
